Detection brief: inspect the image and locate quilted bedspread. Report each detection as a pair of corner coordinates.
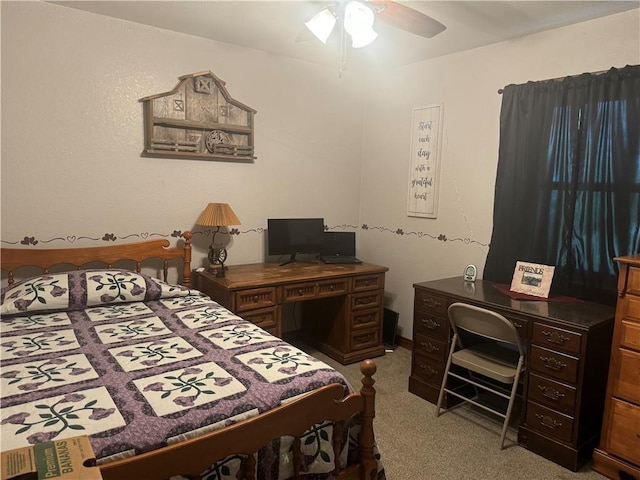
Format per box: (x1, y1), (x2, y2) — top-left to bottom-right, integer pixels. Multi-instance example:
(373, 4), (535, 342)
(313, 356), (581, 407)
(0, 269), (367, 479)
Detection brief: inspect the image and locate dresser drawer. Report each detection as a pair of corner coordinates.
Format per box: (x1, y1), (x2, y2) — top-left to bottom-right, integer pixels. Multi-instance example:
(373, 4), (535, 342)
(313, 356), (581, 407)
(352, 273), (384, 292)
(622, 295), (640, 323)
(614, 348), (640, 404)
(412, 351), (445, 386)
(414, 333), (448, 364)
(606, 398), (640, 465)
(242, 306), (279, 331)
(414, 290), (449, 316)
(351, 290), (382, 311)
(532, 323), (582, 355)
(530, 345), (579, 384)
(627, 265), (640, 294)
(351, 308), (381, 331)
(526, 401), (574, 443)
(528, 372), (577, 416)
(621, 319), (640, 350)
(234, 287), (278, 312)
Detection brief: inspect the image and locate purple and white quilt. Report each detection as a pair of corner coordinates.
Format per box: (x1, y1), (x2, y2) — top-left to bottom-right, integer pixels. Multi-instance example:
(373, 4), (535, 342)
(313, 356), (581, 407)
(0, 270), (378, 479)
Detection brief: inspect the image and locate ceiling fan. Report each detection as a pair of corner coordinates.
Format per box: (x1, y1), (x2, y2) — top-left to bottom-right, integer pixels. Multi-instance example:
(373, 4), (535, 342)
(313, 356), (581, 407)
(299, 0), (446, 47)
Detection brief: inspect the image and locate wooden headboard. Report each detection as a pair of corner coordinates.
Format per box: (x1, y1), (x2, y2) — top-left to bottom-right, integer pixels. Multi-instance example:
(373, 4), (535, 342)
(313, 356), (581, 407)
(1, 231), (193, 287)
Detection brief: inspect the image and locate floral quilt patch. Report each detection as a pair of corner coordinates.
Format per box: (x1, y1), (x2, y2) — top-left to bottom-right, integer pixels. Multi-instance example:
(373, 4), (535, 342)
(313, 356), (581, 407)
(174, 304), (243, 329)
(199, 324), (276, 349)
(133, 361), (246, 416)
(85, 302), (154, 322)
(0, 386), (125, 450)
(93, 317), (172, 345)
(86, 270), (147, 306)
(1, 274), (69, 316)
(0, 353), (98, 398)
(108, 337), (202, 372)
(0, 312), (71, 333)
(0, 329), (80, 360)
(236, 346), (330, 382)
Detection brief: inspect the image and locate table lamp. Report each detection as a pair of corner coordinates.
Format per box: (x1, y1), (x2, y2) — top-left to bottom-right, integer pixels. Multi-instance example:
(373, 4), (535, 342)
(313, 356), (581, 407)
(196, 203), (241, 277)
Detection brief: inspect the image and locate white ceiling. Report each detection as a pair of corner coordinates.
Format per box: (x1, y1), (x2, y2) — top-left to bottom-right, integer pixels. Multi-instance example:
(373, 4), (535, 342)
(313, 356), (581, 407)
(51, 1), (640, 71)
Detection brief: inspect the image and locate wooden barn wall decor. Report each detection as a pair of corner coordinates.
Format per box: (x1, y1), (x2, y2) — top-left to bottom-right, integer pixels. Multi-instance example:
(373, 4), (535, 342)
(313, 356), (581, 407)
(140, 71), (257, 161)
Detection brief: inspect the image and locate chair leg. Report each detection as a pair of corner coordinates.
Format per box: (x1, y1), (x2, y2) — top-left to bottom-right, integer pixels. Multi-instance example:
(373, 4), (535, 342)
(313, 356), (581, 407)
(498, 359), (524, 449)
(435, 334), (457, 417)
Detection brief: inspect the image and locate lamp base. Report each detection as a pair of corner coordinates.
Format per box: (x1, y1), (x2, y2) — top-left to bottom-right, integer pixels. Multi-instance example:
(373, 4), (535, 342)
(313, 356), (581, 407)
(208, 264), (227, 277)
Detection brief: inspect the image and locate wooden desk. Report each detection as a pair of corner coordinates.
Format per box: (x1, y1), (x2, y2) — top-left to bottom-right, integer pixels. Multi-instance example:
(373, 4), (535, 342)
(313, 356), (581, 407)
(194, 262), (388, 365)
(409, 277), (615, 471)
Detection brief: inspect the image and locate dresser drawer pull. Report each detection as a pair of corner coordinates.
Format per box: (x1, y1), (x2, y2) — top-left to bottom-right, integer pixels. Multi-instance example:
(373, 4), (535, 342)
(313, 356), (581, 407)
(420, 342), (439, 353)
(539, 356), (567, 371)
(513, 321), (523, 329)
(253, 295), (259, 302)
(421, 318), (440, 330)
(535, 414), (563, 430)
(298, 289), (303, 295)
(542, 331), (570, 345)
(538, 384), (565, 401)
(422, 297), (442, 309)
(329, 285), (335, 291)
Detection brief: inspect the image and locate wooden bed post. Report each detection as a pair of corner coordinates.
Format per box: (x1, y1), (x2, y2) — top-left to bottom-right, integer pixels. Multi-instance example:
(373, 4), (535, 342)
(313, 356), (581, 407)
(358, 359), (377, 480)
(182, 231), (193, 288)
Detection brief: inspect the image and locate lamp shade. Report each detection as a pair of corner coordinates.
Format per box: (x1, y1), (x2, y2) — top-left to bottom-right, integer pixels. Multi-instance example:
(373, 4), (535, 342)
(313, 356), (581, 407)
(196, 203), (241, 227)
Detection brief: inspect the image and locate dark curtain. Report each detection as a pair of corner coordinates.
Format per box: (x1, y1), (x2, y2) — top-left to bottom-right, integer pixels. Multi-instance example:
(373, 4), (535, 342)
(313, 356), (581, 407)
(483, 65), (640, 305)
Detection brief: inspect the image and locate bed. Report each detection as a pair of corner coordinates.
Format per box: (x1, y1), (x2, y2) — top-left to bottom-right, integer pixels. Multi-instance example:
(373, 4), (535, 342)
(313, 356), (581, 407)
(0, 232), (383, 480)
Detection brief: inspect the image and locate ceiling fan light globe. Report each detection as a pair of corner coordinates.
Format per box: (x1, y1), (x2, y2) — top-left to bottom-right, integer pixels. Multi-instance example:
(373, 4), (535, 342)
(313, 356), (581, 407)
(344, 1), (377, 47)
(349, 28), (378, 48)
(305, 8), (336, 44)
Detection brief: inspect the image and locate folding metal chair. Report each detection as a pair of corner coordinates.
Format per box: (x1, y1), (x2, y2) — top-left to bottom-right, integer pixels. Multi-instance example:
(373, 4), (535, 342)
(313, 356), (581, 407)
(435, 302), (526, 449)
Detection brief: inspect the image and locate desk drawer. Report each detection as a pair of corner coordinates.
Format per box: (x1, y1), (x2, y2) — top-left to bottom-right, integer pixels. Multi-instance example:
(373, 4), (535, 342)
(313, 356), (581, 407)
(414, 311), (448, 340)
(242, 306), (279, 331)
(351, 290), (382, 311)
(414, 290), (448, 316)
(351, 308), (381, 331)
(526, 401), (574, 443)
(528, 372), (576, 416)
(412, 351), (445, 386)
(532, 323), (582, 355)
(530, 345), (579, 385)
(349, 327), (380, 352)
(352, 273), (384, 292)
(614, 348), (640, 404)
(282, 281), (318, 302)
(414, 333), (448, 364)
(606, 398), (640, 465)
(234, 287), (278, 312)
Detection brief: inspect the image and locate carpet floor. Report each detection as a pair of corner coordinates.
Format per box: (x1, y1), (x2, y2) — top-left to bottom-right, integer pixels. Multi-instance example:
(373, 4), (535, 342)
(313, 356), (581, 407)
(300, 343), (608, 480)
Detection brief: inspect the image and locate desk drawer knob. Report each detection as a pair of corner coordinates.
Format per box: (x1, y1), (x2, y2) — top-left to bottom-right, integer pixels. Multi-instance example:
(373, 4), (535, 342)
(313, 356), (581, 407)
(419, 364), (438, 376)
(253, 295), (259, 302)
(538, 384), (565, 401)
(422, 298), (442, 309)
(535, 414), (562, 430)
(420, 342), (439, 353)
(542, 331), (570, 345)
(539, 356), (567, 371)
(421, 318), (440, 330)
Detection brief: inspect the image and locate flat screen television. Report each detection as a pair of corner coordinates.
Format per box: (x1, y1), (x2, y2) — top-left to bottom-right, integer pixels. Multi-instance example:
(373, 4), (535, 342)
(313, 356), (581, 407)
(267, 218), (325, 265)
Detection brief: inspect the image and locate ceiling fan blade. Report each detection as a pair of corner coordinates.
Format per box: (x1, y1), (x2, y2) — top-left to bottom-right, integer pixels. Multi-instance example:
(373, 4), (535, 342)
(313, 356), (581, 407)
(368, 0), (446, 38)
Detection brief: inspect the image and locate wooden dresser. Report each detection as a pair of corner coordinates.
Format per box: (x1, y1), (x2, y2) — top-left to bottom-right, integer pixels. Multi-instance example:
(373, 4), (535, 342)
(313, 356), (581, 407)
(409, 277), (615, 471)
(592, 254), (640, 480)
(194, 262), (388, 365)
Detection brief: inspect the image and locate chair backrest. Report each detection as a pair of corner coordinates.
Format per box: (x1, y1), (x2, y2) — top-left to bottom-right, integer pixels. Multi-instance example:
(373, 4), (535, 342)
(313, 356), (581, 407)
(448, 302), (525, 355)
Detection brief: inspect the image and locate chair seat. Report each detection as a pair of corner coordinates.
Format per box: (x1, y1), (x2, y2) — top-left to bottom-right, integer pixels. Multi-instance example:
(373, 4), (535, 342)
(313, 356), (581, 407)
(451, 343), (520, 383)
